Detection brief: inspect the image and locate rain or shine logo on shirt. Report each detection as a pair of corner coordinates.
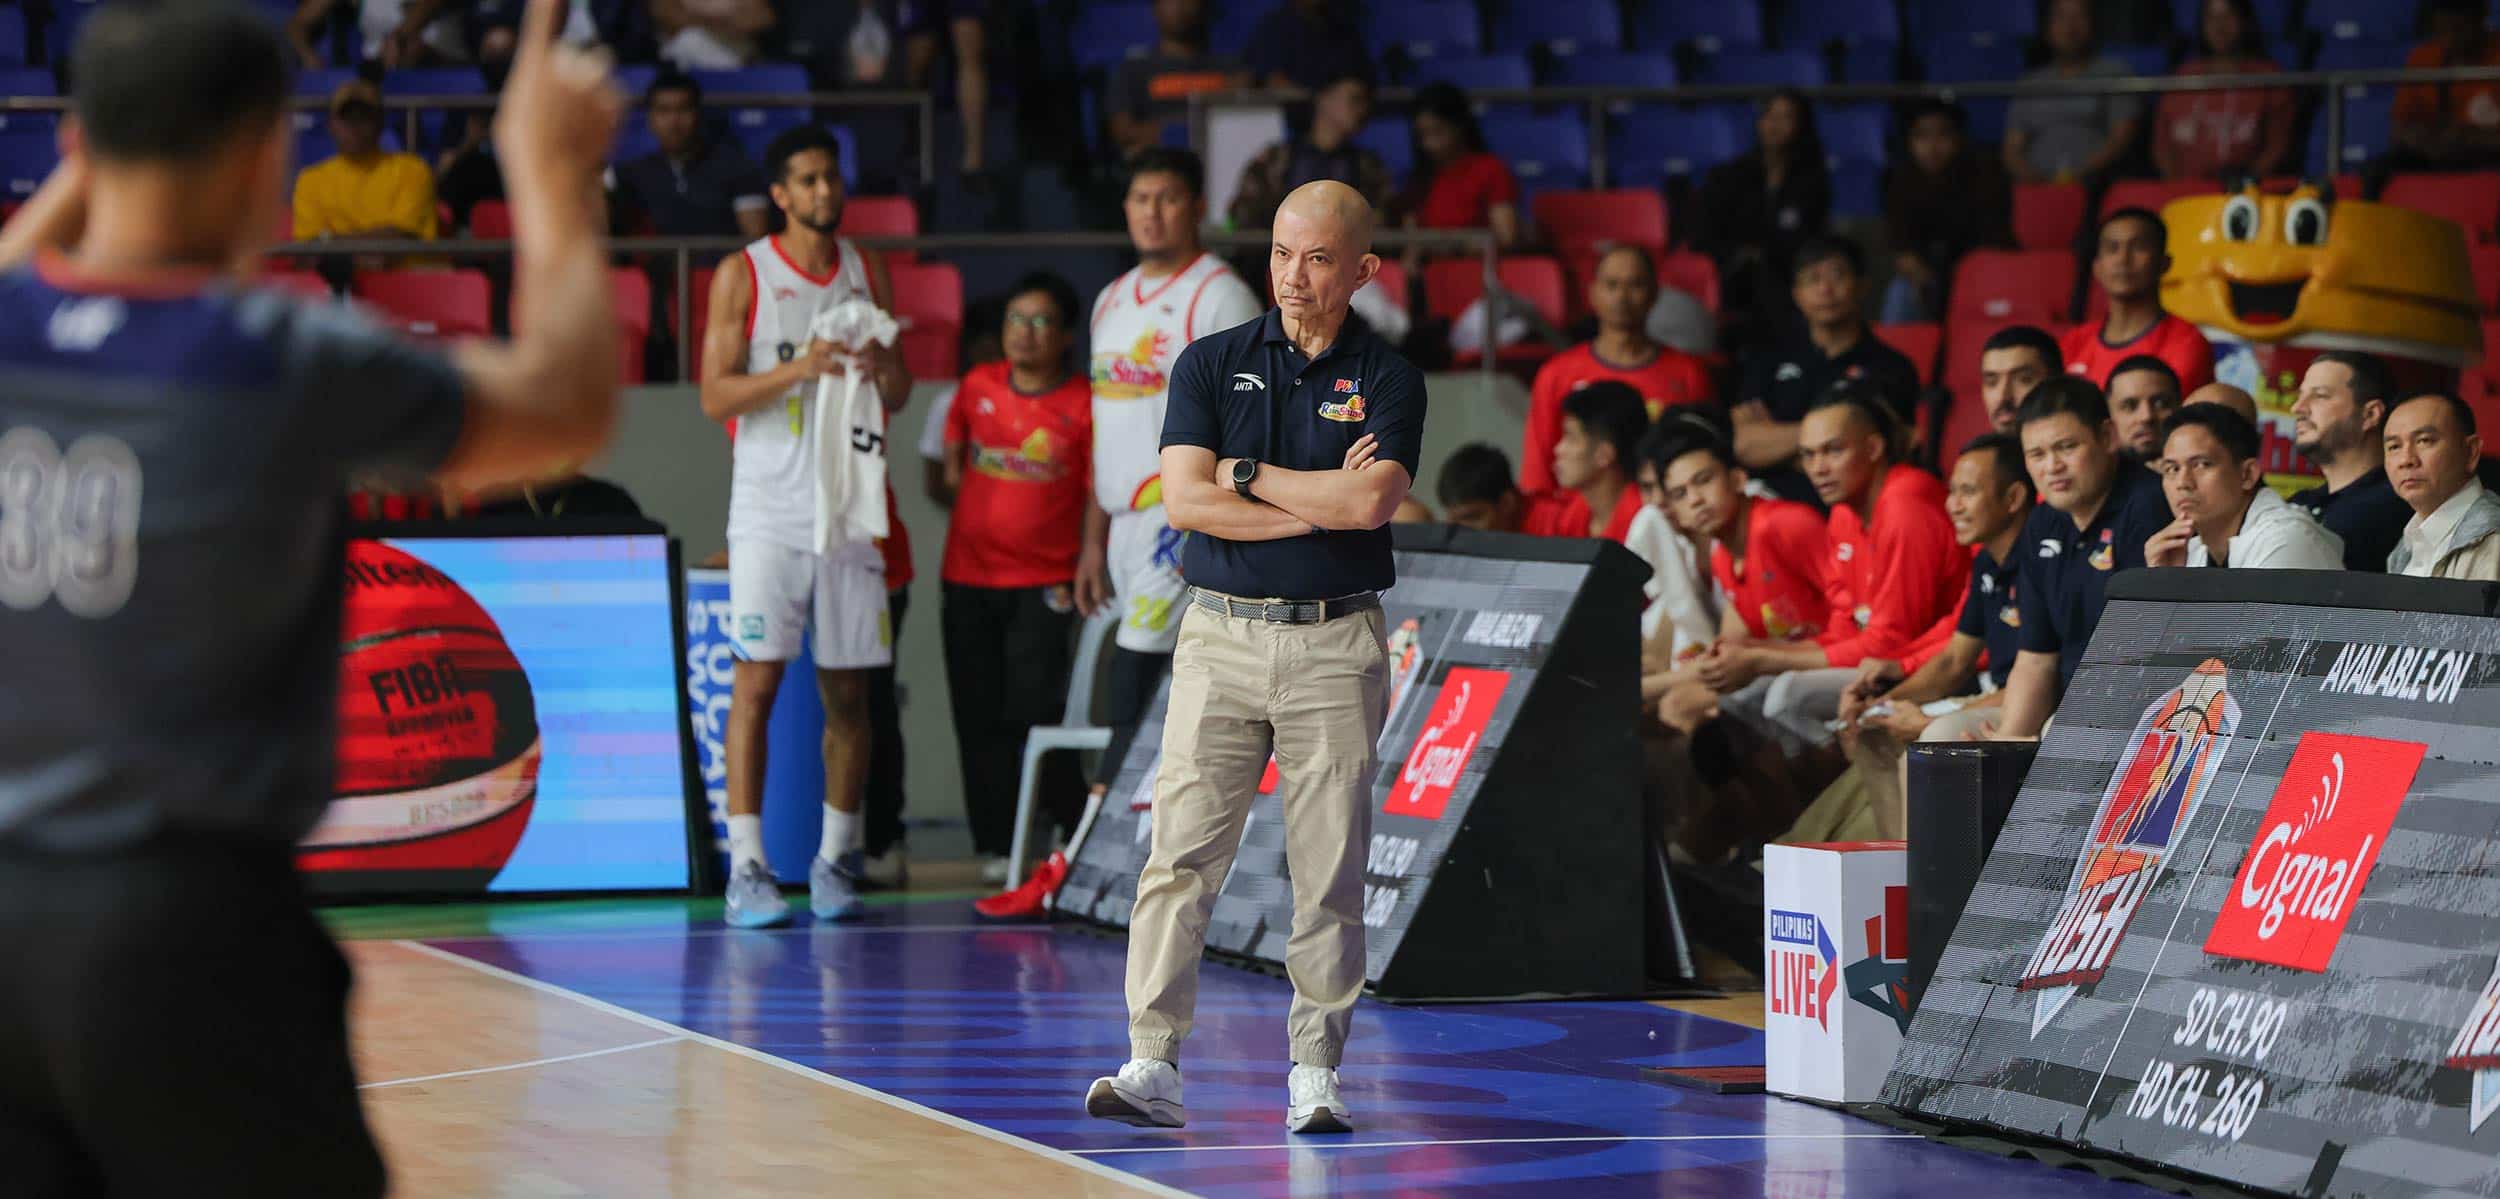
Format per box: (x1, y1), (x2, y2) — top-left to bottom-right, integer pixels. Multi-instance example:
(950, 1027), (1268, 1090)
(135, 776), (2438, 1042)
(1092, 330), (1175, 400)
(1319, 393), (1367, 423)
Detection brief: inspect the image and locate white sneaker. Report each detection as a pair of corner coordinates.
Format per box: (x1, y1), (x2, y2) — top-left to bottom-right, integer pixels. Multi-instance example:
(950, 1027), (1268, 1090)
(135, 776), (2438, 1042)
(1286, 1064), (1352, 1134)
(980, 855), (1010, 884)
(1084, 1058), (1185, 1128)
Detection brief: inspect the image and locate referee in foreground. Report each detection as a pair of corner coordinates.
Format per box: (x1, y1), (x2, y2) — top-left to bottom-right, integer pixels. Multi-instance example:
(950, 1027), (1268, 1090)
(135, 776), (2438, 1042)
(1085, 181), (1424, 1135)
(0, 1), (620, 1192)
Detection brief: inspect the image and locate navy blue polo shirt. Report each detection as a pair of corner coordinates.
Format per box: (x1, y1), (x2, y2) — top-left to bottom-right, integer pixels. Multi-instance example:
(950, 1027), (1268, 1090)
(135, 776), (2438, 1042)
(1957, 545), (2022, 690)
(1161, 308), (1426, 599)
(2015, 461), (2169, 686)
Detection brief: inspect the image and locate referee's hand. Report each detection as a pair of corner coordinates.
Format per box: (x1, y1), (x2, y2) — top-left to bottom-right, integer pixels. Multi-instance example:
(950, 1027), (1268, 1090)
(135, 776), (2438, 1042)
(493, 0), (624, 194)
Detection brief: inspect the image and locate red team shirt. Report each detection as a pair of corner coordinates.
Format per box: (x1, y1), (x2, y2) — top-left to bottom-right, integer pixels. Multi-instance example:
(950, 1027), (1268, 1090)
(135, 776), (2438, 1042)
(1710, 495), (1831, 642)
(2061, 313), (2215, 395)
(1521, 486), (1644, 542)
(940, 362), (1094, 588)
(1816, 467), (1970, 668)
(1517, 344), (1716, 494)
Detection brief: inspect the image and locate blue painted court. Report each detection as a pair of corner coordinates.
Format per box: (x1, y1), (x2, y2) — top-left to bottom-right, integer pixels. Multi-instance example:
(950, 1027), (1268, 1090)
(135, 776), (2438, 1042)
(360, 895), (2145, 1196)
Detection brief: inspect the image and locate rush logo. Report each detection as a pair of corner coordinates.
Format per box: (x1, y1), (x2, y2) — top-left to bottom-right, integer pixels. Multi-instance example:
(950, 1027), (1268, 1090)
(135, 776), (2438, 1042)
(2203, 733), (2422, 972)
(1382, 668), (1510, 820)
(1768, 908), (1839, 1031)
(2020, 864), (2160, 989)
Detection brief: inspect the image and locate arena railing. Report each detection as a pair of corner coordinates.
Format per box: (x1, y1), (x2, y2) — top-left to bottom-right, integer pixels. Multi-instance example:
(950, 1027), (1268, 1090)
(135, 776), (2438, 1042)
(261, 228), (1506, 385)
(1183, 64), (2500, 191)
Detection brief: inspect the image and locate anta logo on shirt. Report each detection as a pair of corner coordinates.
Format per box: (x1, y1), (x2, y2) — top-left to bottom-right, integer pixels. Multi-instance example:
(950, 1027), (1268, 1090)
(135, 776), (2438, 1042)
(1092, 330), (1176, 400)
(2202, 733), (2422, 972)
(2038, 539), (2064, 558)
(772, 288), (798, 301)
(1384, 668), (1510, 820)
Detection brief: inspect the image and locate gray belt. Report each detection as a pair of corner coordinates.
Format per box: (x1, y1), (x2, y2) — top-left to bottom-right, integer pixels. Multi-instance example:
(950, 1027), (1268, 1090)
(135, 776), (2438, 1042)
(1189, 588), (1380, 625)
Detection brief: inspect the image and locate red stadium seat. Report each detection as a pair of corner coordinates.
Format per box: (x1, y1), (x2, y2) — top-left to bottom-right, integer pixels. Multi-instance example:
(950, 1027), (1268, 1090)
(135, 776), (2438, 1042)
(1363, 256), (1411, 321)
(1532, 188), (1671, 252)
(887, 260), (963, 381)
(1428, 256), (1568, 366)
(1873, 321), (1941, 386)
(1948, 248), (2074, 323)
(838, 196), (920, 261)
(2261, 174), (2363, 200)
(352, 269), (492, 342)
(2097, 178), (2220, 219)
(2013, 182), (2086, 251)
(2471, 242), (2500, 312)
(257, 269), (335, 301)
(2383, 172), (2500, 243)
(1657, 248), (1721, 317)
(610, 266), (652, 384)
(468, 199), (513, 240)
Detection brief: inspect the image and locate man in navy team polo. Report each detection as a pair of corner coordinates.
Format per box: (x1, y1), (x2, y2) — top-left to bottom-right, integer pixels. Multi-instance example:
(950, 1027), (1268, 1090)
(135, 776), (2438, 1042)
(1085, 180), (1424, 1137)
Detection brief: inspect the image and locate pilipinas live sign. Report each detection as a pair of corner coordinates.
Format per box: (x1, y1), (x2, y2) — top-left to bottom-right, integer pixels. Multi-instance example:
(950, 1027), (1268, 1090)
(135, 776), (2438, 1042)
(1883, 570), (2500, 1198)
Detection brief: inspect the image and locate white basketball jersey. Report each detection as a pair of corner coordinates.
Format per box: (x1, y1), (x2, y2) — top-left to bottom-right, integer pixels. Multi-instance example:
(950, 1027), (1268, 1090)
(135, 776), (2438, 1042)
(1088, 253), (1261, 514)
(727, 236), (876, 551)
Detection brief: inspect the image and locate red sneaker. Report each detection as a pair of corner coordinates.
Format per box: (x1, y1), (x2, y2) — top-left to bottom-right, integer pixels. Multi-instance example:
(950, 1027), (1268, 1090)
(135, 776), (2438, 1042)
(974, 851), (1068, 920)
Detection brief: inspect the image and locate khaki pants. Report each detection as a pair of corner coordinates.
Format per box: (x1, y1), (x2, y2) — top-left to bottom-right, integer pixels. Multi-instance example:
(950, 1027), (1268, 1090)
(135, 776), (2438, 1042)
(1125, 597), (1389, 1069)
(1847, 703), (2001, 839)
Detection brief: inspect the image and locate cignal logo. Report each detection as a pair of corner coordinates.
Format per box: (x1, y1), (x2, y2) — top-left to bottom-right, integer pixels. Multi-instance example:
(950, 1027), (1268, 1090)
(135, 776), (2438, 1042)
(2020, 659), (2240, 1037)
(2202, 733), (2421, 972)
(2446, 957), (2500, 1133)
(1768, 908), (1839, 1031)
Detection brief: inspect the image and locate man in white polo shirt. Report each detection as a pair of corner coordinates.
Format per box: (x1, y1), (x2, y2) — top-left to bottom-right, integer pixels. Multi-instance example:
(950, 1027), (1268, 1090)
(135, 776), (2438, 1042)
(2145, 404), (2343, 571)
(2386, 392), (2500, 579)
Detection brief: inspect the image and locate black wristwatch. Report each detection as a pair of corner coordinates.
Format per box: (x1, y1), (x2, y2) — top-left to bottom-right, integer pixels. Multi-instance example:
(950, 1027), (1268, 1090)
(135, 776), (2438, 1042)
(1231, 457), (1260, 500)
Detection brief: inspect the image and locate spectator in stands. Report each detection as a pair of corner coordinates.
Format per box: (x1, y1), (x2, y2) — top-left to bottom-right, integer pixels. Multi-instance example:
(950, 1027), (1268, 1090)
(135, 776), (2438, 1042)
(2387, 392), (2500, 579)
(2186, 380), (2258, 424)
(290, 0), (465, 68)
(612, 71), (771, 238)
(2152, 0), (2295, 181)
(2290, 351), (2413, 572)
(654, 0), (773, 70)
(2004, 0), (2143, 186)
(1229, 72), (1392, 231)
(1697, 89), (1830, 342)
(1701, 389), (1969, 750)
(1523, 382), (1649, 541)
(940, 273), (1095, 868)
(2107, 354), (2183, 461)
(1108, 0), (1244, 158)
(918, 295), (1008, 509)
(1980, 325), (2064, 434)
(2063, 208), (2216, 393)
(897, 0), (992, 174)
(1244, 0), (1375, 93)
(2389, 0), (2500, 173)
(1732, 236), (1921, 505)
(1436, 442), (1533, 532)
(293, 79), (440, 243)
(1398, 84), (1521, 262)
(1832, 432), (2036, 835)
(1519, 246), (1715, 494)
(1880, 99), (2013, 324)
(1996, 377), (2171, 739)
(2147, 405), (2344, 568)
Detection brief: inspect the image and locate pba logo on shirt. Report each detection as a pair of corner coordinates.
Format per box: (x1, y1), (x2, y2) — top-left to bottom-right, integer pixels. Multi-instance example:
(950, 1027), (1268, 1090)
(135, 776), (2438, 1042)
(2202, 732), (2421, 972)
(2020, 659), (2240, 1036)
(1383, 668), (1510, 820)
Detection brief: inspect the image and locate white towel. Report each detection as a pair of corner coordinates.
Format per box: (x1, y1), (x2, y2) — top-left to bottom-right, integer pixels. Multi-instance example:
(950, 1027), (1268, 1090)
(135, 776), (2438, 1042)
(807, 299), (900, 556)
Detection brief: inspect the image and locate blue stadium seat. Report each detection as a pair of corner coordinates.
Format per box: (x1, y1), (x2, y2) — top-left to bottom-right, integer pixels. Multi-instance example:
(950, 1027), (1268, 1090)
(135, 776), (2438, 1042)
(1354, 117), (1415, 182)
(1904, 0), (2035, 43)
(1483, 111), (1592, 192)
(384, 67), (492, 96)
(613, 65), (661, 100)
(2105, 42), (2173, 76)
(1412, 53), (1534, 90)
(2267, 37), (2307, 69)
(0, 7), (27, 68)
(1607, 107), (1745, 188)
(2169, 0), (2292, 41)
(1842, 40), (1901, 81)
(0, 67), (54, 98)
(1211, 0), (1275, 57)
(1777, 0), (1899, 49)
(2314, 40), (2411, 72)
(1628, 0), (1763, 52)
(1831, 160), (1883, 218)
(1069, 4), (1157, 71)
(1962, 97), (2010, 142)
(1820, 104), (1889, 166)
(293, 68), (357, 99)
(0, 125), (53, 199)
(2305, 86), (2393, 175)
(1366, 0), (1483, 62)
(1492, 0), (1622, 56)
(2307, 0), (2416, 43)
(690, 64), (811, 97)
(291, 120), (403, 175)
(1549, 51), (1678, 90)
(610, 121), (660, 166)
(727, 109), (856, 186)
(1697, 47), (1826, 87)
(1920, 35), (2026, 84)
(46, 0), (102, 67)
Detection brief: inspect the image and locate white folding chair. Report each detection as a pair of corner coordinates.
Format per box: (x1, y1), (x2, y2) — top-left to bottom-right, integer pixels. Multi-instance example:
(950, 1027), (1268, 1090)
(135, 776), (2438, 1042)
(1004, 608), (1122, 888)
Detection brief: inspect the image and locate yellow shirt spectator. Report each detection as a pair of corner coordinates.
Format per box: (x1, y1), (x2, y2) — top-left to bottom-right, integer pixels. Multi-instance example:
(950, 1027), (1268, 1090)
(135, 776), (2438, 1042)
(292, 151), (439, 241)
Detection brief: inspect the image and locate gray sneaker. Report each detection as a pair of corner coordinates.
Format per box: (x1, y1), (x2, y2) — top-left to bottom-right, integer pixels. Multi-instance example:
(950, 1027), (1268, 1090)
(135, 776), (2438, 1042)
(723, 860), (790, 928)
(810, 851), (865, 921)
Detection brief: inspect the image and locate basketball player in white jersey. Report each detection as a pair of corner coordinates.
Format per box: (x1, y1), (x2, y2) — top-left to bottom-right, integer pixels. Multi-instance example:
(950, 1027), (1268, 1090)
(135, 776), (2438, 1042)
(699, 124), (912, 927)
(1076, 148), (1262, 811)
